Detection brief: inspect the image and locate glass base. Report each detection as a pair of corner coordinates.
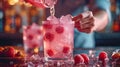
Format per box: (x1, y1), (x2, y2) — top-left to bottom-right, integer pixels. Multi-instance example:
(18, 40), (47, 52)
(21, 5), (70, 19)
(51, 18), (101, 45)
(25, 54), (45, 67)
(44, 58), (74, 67)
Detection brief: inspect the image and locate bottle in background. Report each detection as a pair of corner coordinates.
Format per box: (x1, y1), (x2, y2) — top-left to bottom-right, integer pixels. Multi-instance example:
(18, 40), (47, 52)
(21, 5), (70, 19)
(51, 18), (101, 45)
(28, 6), (39, 25)
(4, 16), (11, 33)
(118, 15), (120, 32)
(0, 1), (4, 32)
(15, 13), (22, 33)
(112, 15), (120, 32)
(20, 5), (29, 26)
(4, 6), (16, 33)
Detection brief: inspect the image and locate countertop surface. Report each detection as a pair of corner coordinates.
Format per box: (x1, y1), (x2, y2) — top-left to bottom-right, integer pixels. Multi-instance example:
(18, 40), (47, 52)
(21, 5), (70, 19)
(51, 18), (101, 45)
(0, 46), (120, 67)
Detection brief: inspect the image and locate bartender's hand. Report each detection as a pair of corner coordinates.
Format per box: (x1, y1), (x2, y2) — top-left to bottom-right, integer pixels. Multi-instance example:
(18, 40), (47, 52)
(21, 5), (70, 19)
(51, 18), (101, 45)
(72, 11), (96, 33)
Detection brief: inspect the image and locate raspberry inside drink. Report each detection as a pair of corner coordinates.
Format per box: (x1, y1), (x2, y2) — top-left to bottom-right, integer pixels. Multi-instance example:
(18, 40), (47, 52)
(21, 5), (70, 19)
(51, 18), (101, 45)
(23, 23), (43, 59)
(42, 15), (74, 61)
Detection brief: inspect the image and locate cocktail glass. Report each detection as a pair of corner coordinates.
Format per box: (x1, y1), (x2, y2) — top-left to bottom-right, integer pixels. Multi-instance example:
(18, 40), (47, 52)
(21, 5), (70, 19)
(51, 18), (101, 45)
(42, 15), (74, 66)
(23, 23), (44, 66)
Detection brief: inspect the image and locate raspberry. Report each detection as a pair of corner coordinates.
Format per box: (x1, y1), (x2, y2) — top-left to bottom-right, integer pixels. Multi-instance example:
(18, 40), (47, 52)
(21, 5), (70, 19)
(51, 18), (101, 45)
(80, 53), (89, 65)
(112, 53), (120, 60)
(44, 32), (54, 41)
(3, 47), (15, 57)
(98, 51), (108, 66)
(43, 24), (52, 29)
(74, 54), (84, 65)
(99, 51), (108, 61)
(43, 21), (53, 29)
(62, 46), (70, 54)
(26, 26), (31, 29)
(55, 26), (64, 34)
(27, 34), (34, 40)
(32, 43), (39, 48)
(37, 30), (41, 34)
(47, 49), (54, 56)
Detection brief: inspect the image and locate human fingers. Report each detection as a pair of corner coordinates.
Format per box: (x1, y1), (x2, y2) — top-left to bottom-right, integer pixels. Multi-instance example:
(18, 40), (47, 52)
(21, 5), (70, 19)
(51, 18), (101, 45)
(72, 11), (93, 22)
(80, 28), (92, 33)
(81, 16), (95, 24)
(80, 22), (94, 29)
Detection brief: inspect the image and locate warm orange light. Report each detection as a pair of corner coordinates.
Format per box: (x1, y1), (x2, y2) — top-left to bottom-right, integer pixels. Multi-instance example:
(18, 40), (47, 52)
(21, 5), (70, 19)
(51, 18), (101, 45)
(8, 0), (19, 5)
(113, 21), (120, 32)
(34, 48), (39, 54)
(24, 2), (32, 7)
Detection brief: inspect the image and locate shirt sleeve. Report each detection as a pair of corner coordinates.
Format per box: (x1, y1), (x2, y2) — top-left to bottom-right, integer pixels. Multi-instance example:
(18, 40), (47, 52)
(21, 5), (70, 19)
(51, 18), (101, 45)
(95, 0), (112, 32)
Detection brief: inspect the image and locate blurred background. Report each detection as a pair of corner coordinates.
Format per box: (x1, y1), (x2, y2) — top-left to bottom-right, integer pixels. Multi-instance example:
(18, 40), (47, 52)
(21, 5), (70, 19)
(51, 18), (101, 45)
(0, 0), (120, 47)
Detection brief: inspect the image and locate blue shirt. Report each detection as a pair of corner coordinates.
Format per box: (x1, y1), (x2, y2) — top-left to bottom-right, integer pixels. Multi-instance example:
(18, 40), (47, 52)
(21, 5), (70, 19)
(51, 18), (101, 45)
(71, 0), (111, 48)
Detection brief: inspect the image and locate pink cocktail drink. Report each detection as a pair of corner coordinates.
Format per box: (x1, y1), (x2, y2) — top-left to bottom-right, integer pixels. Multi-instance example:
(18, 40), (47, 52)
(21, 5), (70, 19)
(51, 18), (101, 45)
(42, 15), (74, 61)
(23, 23), (43, 58)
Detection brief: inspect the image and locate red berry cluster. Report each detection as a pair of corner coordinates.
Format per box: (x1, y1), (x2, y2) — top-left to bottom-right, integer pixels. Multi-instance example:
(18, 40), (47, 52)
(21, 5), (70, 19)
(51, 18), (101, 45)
(74, 54), (84, 65)
(0, 47), (15, 57)
(74, 51), (108, 66)
(62, 46), (70, 54)
(55, 26), (64, 34)
(43, 21), (53, 29)
(98, 51), (108, 61)
(112, 52), (120, 60)
(74, 53), (89, 65)
(44, 24), (65, 42)
(27, 34), (34, 40)
(47, 49), (54, 57)
(98, 51), (108, 66)
(0, 47), (24, 58)
(46, 46), (71, 57)
(44, 32), (54, 41)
